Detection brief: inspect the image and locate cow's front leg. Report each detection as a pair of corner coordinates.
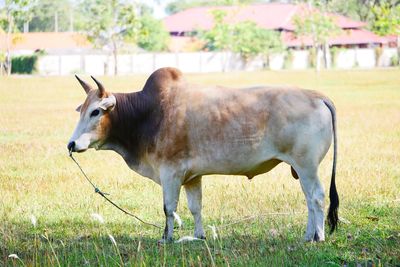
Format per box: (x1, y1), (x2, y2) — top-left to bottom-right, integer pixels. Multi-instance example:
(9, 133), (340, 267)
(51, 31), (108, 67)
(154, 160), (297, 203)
(184, 176), (205, 239)
(160, 170), (182, 243)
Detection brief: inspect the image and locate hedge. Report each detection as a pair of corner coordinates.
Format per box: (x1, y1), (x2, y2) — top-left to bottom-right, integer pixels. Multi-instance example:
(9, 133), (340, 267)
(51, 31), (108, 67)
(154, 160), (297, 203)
(11, 54), (38, 74)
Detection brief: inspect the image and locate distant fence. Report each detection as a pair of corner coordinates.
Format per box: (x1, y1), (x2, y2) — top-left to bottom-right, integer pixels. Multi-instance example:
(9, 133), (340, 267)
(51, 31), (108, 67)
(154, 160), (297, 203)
(37, 48), (398, 75)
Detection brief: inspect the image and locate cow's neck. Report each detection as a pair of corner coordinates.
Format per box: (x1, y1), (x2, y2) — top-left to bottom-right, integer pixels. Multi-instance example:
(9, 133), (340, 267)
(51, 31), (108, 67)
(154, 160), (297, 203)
(104, 91), (162, 173)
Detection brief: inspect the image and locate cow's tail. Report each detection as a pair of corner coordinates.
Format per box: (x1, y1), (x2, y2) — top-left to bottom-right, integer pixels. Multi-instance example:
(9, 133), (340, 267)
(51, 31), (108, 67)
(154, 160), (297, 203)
(323, 98), (339, 234)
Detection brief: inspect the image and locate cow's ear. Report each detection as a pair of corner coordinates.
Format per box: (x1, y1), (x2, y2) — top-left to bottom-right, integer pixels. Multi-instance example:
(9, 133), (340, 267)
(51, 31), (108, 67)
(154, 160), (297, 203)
(76, 104), (82, 112)
(99, 94), (116, 111)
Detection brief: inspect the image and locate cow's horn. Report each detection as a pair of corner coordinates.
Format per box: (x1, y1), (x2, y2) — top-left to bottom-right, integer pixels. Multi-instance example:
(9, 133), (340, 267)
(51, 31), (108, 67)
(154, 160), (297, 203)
(75, 75), (92, 94)
(91, 76), (105, 97)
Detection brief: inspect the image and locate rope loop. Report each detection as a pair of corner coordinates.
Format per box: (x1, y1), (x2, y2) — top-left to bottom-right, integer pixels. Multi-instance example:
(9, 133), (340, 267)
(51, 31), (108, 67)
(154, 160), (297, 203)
(69, 150), (162, 229)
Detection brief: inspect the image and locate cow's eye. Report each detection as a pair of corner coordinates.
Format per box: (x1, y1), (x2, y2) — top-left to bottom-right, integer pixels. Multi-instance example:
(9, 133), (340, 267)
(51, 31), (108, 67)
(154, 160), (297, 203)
(90, 109), (100, 117)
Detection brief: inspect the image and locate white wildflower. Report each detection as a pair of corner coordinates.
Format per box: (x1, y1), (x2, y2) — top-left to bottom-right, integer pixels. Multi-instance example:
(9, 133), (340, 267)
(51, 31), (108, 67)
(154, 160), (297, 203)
(207, 225), (218, 240)
(108, 234), (117, 246)
(30, 215), (37, 227)
(269, 228), (279, 238)
(175, 236), (201, 243)
(91, 213), (104, 224)
(173, 212), (182, 228)
(8, 254), (20, 259)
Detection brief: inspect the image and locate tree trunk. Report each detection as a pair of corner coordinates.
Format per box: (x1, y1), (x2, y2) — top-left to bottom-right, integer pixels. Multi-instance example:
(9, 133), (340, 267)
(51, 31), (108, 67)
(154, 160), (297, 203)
(264, 53), (270, 70)
(112, 39), (118, 75)
(6, 13), (13, 76)
(221, 51), (228, 72)
(314, 44), (321, 72)
(397, 36), (400, 66)
(324, 42), (331, 69)
(69, 10), (74, 32)
(54, 11), (58, 32)
(24, 21), (29, 33)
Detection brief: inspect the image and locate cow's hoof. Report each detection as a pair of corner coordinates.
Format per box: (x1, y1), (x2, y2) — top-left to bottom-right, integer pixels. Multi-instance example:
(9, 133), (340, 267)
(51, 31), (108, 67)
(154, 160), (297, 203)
(313, 232), (325, 242)
(194, 232), (206, 240)
(304, 232), (325, 242)
(304, 233), (314, 242)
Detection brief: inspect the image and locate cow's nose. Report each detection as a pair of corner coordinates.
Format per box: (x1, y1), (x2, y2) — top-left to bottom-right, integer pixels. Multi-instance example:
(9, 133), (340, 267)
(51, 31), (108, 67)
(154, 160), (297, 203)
(67, 141), (75, 152)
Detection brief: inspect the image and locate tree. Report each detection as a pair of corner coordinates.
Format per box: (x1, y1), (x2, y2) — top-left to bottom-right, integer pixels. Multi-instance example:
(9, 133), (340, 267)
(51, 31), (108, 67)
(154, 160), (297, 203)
(166, 0), (259, 15)
(137, 14), (170, 52)
(231, 21), (283, 64)
(200, 9), (284, 69)
(371, 2), (400, 36)
(294, 8), (341, 71)
(24, 0), (74, 32)
(201, 10), (233, 52)
(77, 0), (142, 75)
(371, 2), (400, 65)
(0, 0), (33, 75)
(286, 0), (399, 26)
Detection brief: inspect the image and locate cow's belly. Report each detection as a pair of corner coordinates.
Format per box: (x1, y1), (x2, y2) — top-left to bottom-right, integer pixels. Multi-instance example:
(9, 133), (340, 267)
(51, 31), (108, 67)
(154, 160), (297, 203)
(186, 135), (279, 177)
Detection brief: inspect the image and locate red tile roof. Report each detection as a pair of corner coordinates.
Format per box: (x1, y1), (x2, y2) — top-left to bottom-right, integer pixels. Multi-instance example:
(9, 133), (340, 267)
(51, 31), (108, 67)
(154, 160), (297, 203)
(163, 3), (366, 33)
(0, 32), (92, 51)
(282, 29), (384, 47)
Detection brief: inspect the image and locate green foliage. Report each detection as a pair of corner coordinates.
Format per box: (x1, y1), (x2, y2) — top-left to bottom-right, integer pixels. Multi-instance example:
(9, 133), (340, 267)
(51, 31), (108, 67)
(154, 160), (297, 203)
(200, 10), (283, 61)
(330, 46), (344, 68)
(137, 14), (170, 52)
(390, 54), (399, 66)
(166, 0), (257, 15)
(284, 49), (294, 69)
(23, 0), (73, 32)
(0, 0), (34, 75)
(77, 0), (140, 48)
(0, 0), (33, 35)
(294, 9), (341, 70)
(325, 0), (377, 23)
(294, 10), (341, 47)
(290, 0), (399, 32)
(371, 3), (400, 36)
(77, 0), (144, 74)
(11, 54), (38, 74)
(231, 21), (283, 61)
(201, 10), (233, 51)
(308, 47), (317, 68)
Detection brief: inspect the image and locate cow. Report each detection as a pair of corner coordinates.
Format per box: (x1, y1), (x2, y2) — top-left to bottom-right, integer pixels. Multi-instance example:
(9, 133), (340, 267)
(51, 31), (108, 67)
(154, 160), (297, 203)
(68, 67), (338, 243)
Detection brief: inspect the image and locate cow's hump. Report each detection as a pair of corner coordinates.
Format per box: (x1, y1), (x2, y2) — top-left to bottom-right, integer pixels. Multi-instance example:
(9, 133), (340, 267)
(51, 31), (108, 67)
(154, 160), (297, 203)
(143, 67), (183, 96)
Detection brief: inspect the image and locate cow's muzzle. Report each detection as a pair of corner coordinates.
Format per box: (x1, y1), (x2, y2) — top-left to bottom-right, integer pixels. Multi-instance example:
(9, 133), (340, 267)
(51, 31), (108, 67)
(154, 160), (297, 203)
(67, 141), (76, 152)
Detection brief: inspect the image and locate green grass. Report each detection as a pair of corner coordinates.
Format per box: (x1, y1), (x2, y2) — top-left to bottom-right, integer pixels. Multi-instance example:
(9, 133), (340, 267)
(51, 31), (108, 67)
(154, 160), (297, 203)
(1, 69), (399, 266)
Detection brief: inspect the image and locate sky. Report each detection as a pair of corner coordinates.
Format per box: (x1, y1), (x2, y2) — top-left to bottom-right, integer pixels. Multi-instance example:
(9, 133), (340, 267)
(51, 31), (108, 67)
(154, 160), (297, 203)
(143, 0), (174, 19)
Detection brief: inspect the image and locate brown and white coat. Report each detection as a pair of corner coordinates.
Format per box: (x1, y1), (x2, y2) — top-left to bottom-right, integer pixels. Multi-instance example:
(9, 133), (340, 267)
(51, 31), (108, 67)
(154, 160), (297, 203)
(68, 67), (339, 242)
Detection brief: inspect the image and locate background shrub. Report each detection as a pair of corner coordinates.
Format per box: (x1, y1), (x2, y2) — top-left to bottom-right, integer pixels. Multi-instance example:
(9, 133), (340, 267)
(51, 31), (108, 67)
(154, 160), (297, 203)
(11, 54), (38, 74)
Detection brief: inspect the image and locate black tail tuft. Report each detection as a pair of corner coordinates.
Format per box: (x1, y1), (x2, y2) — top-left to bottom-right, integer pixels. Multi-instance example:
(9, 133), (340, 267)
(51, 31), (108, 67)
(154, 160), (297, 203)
(327, 173), (339, 233)
(323, 99), (339, 234)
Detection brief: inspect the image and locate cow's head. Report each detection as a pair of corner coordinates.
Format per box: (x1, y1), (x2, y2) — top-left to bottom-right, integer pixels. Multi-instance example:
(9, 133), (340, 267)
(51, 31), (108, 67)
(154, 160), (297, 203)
(67, 75), (116, 153)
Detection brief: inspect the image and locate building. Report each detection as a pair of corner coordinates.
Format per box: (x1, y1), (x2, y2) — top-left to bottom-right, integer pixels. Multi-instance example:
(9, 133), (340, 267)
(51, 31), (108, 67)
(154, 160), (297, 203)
(163, 3), (390, 52)
(0, 32), (92, 56)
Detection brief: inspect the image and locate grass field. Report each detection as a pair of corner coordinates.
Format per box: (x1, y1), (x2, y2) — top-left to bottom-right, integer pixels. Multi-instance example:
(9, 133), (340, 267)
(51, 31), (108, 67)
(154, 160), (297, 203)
(0, 69), (399, 266)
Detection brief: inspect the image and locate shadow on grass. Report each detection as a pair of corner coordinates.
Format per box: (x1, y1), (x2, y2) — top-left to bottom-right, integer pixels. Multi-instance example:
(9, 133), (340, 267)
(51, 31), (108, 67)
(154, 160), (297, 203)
(1, 215), (400, 266)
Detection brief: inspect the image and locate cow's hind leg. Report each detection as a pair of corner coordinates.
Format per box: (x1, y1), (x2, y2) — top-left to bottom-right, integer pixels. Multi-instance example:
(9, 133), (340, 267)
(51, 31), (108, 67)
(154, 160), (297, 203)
(295, 166), (325, 242)
(184, 176), (205, 239)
